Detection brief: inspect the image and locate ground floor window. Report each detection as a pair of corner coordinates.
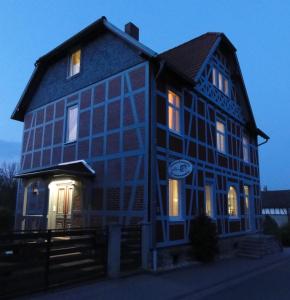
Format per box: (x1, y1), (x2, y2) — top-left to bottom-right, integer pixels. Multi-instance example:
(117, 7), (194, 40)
(205, 184), (215, 218)
(168, 179), (181, 219)
(228, 186), (238, 218)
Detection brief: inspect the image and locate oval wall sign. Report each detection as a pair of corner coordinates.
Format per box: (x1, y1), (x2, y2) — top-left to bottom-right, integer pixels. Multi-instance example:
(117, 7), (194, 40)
(168, 160), (193, 179)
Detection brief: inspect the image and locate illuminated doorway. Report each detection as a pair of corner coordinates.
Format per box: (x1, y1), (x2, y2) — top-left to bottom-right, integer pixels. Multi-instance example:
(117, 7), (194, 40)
(48, 178), (81, 229)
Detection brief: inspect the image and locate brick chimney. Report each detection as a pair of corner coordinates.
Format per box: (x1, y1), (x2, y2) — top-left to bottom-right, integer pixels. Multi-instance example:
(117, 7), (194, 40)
(125, 22), (139, 41)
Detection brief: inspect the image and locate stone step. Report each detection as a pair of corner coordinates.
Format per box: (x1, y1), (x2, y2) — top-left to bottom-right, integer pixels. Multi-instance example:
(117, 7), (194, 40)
(237, 234), (282, 259)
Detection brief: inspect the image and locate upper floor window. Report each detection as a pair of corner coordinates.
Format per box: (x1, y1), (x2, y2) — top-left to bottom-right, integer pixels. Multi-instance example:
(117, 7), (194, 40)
(66, 105), (78, 143)
(216, 120), (226, 153)
(168, 90), (181, 134)
(205, 184), (215, 218)
(69, 49), (81, 77)
(243, 135), (250, 163)
(228, 186), (238, 218)
(168, 179), (182, 219)
(212, 67), (229, 96)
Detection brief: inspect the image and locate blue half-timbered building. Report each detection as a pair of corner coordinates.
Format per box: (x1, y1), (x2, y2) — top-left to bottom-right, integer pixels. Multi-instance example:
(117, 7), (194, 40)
(12, 17), (268, 261)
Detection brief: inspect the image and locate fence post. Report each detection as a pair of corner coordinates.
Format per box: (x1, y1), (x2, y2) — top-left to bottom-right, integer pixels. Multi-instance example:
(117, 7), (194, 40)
(107, 224), (121, 278)
(141, 222), (151, 271)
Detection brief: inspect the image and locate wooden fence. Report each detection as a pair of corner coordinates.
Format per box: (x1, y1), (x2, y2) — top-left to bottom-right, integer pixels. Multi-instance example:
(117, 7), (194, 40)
(0, 227), (107, 299)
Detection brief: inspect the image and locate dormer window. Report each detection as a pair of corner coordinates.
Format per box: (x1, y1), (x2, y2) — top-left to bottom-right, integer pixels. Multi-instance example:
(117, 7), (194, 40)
(69, 49), (81, 77)
(212, 67), (229, 96)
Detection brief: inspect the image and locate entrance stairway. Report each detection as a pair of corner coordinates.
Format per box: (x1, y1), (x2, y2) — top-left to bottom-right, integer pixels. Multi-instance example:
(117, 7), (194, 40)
(237, 234), (282, 259)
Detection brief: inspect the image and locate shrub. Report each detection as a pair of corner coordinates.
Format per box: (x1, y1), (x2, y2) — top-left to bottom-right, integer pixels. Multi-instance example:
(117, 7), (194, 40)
(190, 214), (219, 263)
(263, 215), (280, 238)
(280, 223), (290, 247)
(0, 207), (13, 232)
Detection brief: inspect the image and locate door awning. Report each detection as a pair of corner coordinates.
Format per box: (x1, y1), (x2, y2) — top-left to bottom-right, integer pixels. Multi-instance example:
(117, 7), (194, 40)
(15, 160), (95, 179)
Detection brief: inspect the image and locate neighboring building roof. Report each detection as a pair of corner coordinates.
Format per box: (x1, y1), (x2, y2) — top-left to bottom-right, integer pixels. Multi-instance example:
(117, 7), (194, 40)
(261, 190), (290, 208)
(15, 160), (95, 178)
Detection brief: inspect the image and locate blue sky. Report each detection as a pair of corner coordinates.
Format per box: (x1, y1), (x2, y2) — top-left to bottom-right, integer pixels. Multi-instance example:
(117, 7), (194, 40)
(0, 0), (289, 189)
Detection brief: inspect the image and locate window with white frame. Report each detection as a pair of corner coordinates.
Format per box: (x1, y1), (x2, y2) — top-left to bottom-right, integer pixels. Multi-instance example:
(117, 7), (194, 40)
(66, 105), (78, 143)
(205, 184), (215, 218)
(212, 67), (229, 96)
(168, 90), (181, 133)
(69, 49), (81, 77)
(243, 135), (250, 163)
(216, 120), (226, 153)
(168, 179), (181, 219)
(228, 186), (238, 217)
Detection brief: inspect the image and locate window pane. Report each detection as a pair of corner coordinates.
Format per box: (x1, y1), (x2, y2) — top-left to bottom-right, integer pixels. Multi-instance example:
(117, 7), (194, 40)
(212, 68), (217, 87)
(205, 185), (213, 217)
(169, 179), (180, 217)
(168, 106), (174, 130)
(243, 135), (249, 162)
(216, 121), (226, 153)
(67, 106), (78, 142)
(168, 90), (181, 133)
(168, 90), (180, 107)
(224, 78), (229, 95)
(228, 186), (238, 216)
(70, 50), (81, 76)
(244, 185), (249, 214)
(218, 72), (223, 90)
(216, 121), (225, 133)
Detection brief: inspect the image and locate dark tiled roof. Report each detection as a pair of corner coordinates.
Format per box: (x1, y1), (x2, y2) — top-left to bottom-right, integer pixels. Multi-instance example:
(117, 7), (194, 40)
(261, 190), (290, 208)
(158, 33), (220, 81)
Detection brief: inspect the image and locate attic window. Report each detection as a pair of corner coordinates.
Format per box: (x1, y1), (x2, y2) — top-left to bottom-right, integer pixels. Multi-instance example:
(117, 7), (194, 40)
(212, 67), (229, 96)
(69, 49), (81, 77)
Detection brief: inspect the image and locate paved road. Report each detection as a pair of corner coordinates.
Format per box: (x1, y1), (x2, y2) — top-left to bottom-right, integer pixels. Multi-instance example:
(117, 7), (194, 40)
(28, 250), (290, 300)
(193, 259), (290, 300)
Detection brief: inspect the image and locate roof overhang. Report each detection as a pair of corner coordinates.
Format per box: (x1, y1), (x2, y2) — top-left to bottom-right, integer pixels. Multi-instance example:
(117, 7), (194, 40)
(15, 160), (95, 179)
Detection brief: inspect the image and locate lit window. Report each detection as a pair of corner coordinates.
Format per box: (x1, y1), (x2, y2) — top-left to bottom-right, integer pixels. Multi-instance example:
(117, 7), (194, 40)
(168, 90), (181, 133)
(243, 135), (250, 163)
(205, 184), (215, 218)
(216, 120), (226, 153)
(244, 185), (250, 230)
(228, 186), (238, 217)
(69, 49), (81, 77)
(66, 105), (78, 142)
(169, 179), (181, 218)
(212, 67), (229, 96)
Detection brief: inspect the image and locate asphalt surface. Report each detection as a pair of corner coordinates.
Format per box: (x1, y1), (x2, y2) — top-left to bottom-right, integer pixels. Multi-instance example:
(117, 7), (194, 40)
(201, 259), (290, 300)
(27, 249), (290, 300)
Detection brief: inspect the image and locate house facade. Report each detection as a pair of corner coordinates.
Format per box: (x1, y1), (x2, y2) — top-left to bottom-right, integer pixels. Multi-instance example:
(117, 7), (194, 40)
(262, 189), (290, 227)
(12, 17), (268, 250)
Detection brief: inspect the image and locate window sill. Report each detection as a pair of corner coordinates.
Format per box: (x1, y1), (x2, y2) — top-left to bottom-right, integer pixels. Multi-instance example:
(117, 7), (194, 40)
(64, 140), (77, 146)
(169, 128), (183, 137)
(168, 218), (184, 223)
(228, 216), (240, 221)
(66, 72), (81, 81)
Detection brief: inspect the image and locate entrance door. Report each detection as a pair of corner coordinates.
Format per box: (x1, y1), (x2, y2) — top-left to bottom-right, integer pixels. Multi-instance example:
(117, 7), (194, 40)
(55, 185), (73, 229)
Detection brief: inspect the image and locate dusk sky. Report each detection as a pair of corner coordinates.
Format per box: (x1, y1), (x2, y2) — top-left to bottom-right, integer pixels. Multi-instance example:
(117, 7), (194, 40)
(0, 0), (289, 189)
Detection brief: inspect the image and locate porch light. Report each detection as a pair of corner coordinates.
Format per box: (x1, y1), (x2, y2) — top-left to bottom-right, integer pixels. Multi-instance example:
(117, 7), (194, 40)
(32, 183), (39, 195)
